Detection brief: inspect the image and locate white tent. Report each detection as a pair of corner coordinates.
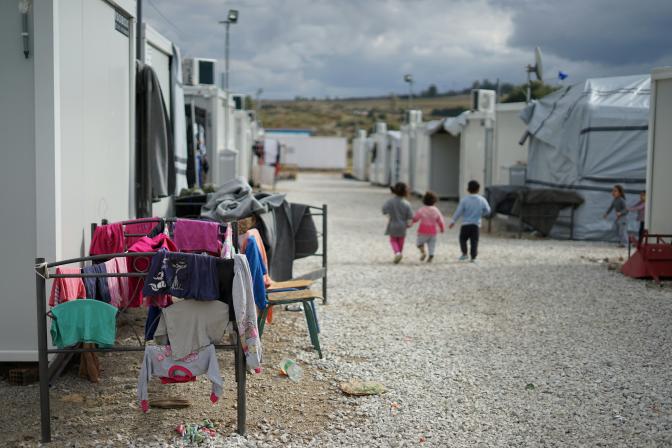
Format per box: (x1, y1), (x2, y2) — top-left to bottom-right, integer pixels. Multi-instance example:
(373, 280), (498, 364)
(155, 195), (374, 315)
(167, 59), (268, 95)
(522, 74), (650, 240)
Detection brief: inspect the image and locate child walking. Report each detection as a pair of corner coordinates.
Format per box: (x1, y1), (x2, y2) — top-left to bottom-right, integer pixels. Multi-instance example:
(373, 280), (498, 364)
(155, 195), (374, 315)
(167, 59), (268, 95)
(382, 182), (414, 264)
(603, 184), (629, 247)
(448, 180), (491, 262)
(412, 191), (445, 262)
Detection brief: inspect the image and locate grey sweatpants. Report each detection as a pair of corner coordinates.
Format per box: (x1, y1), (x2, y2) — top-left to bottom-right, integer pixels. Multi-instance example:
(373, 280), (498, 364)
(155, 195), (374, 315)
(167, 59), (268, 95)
(615, 218), (628, 246)
(417, 234), (437, 256)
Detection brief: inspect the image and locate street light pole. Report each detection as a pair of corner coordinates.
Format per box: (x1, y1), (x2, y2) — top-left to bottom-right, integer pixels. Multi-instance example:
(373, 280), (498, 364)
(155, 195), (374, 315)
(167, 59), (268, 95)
(403, 74), (414, 122)
(224, 20), (230, 155)
(219, 10), (238, 159)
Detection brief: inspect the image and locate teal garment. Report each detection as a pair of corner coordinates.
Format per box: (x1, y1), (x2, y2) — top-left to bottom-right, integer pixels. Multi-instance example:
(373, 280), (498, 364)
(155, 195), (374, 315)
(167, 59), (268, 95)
(50, 300), (118, 348)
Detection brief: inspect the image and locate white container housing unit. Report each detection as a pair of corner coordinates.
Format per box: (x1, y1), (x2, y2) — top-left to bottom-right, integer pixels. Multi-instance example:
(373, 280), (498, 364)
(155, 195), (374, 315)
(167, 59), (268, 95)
(233, 109), (255, 181)
(399, 110), (423, 191)
(183, 84), (238, 186)
(0, 0), (137, 361)
(387, 130), (402, 185)
(143, 24), (188, 216)
(646, 67), (672, 235)
(413, 112), (495, 199)
(493, 102), (528, 185)
(370, 122), (391, 185)
(351, 130), (370, 180)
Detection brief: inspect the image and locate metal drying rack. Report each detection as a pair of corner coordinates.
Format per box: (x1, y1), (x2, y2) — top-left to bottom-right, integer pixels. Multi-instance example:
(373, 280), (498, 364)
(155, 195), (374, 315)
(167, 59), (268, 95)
(35, 221), (248, 444)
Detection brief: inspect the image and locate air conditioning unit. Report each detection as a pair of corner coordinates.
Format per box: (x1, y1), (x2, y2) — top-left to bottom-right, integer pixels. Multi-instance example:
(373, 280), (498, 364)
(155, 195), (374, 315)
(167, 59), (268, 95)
(375, 122), (387, 134)
(471, 89), (496, 114)
(406, 110), (423, 125)
(231, 94), (245, 110)
(182, 58), (217, 86)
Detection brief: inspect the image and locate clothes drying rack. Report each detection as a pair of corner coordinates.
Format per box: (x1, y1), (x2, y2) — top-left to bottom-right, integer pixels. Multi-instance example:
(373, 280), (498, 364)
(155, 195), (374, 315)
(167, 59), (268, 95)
(34, 223), (248, 444)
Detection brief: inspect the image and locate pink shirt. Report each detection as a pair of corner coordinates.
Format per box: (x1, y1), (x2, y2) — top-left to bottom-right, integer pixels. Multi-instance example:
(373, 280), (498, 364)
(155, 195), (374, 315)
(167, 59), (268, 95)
(413, 206), (445, 236)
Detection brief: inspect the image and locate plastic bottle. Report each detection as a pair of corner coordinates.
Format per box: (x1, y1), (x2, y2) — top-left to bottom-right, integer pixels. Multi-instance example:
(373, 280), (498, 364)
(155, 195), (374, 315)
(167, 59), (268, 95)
(279, 358), (303, 382)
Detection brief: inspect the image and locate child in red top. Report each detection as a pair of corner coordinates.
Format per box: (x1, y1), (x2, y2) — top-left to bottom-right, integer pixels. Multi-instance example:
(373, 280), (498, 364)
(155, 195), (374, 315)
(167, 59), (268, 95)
(412, 191), (445, 262)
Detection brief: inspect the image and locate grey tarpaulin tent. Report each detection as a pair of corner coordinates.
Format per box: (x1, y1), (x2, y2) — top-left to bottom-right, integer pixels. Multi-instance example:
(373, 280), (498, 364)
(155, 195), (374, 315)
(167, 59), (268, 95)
(521, 74), (650, 240)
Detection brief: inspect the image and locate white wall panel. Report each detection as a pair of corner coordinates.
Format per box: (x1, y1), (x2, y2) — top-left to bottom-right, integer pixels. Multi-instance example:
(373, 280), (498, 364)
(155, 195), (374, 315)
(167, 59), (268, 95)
(0, 0), (38, 361)
(647, 69), (672, 234)
(265, 134), (347, 170)
(59, 0), (132, 260)
(459, 116), (488, 198)
(494, 103), (528, 185)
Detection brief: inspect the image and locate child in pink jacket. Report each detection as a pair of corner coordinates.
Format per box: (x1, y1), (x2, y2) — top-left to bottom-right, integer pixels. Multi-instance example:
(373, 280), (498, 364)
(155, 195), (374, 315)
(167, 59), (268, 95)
(412, 191), (445, 262)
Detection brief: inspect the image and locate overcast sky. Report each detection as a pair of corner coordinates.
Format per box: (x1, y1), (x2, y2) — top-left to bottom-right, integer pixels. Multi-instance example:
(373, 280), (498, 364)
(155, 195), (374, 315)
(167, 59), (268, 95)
(144, 0), (672, 99)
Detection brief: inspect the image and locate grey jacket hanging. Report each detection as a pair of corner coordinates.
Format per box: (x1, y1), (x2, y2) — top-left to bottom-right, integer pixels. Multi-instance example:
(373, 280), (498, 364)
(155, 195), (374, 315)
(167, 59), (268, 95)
(136, 62), (175, 217)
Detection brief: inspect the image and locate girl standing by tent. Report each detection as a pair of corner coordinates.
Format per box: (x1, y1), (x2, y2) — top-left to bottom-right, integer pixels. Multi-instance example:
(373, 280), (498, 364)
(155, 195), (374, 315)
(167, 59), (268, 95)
(603, 185), (629, 247)
(383, 182), (414, 264)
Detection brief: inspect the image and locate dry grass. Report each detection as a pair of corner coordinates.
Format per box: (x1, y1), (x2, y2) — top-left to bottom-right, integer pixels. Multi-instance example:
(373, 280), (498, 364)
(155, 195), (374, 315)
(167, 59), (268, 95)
(258, 95), (471, 137)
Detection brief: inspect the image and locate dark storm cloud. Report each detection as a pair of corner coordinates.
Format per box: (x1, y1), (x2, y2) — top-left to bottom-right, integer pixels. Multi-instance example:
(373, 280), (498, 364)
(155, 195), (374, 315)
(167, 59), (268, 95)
(500, 0), (672, 65)
(143, 0), (672, 98)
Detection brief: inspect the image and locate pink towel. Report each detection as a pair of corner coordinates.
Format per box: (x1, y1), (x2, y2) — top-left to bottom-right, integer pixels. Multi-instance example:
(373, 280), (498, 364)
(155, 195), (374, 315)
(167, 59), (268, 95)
(124, 219), (161, 248)
(89, 223), (125, 255)
(173, 219), (220, 254)
(104, 258), (129, 308)
(48, 267), (87, 306)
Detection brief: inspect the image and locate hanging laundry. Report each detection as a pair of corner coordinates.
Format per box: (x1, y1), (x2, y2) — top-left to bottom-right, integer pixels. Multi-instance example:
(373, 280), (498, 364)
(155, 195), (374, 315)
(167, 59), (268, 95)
(232, 255), (262, 371)
(82, 263), (111, 303)
(220, 223), (233, 259)
(216, 258), (235, 307)
(291, 203), (319, 259)
(153, 300), (229, 360)
(50, 300), (117, 348)
(173, 219), (220, 255)
(171, 44), (189, 195)
(103, 257), (129, 308)
(136, 62), (175, 217)
(89, 223), (125, 255)
(240, 228), (272, 286)
(126, 234), (177, 308)
(142, 249), (219, 300)
(144, 305), (163, 341)
(244, 236), (267, 310)
(137, 344), (223, 413)
(125, 219), (165, 248)
(48, 267), (86, 307)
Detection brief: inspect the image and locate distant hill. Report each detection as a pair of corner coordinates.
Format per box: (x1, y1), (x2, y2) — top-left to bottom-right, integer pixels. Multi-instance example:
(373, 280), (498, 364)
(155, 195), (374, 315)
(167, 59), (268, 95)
(257, 94), (472, 138)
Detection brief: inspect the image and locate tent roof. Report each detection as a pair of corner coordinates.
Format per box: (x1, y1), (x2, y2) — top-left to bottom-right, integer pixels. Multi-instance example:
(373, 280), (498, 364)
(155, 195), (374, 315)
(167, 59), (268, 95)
(425, 111), (470, 137)
(521, 74), (650, 147)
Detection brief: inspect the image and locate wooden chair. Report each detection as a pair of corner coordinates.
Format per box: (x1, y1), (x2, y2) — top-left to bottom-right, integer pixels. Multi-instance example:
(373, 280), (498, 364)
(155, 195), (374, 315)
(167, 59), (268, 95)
(258, 289), (323, 359)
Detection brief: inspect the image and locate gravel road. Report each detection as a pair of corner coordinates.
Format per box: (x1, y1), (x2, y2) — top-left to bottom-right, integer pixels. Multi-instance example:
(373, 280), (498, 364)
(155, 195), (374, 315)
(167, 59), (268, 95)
(283, 173), (672, 447)
(2, 173), (671, 447)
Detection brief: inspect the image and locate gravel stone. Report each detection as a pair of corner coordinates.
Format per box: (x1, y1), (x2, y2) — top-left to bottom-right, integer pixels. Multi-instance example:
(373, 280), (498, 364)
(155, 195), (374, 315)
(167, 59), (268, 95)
(1, 173), (671, 447)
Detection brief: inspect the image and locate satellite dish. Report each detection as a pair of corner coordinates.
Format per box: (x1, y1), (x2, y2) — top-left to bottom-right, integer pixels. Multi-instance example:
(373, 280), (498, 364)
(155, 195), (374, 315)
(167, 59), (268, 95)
(526, 46), (543, 81)
(525, 46), (544, 102)
(534, 47), (543, 80)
